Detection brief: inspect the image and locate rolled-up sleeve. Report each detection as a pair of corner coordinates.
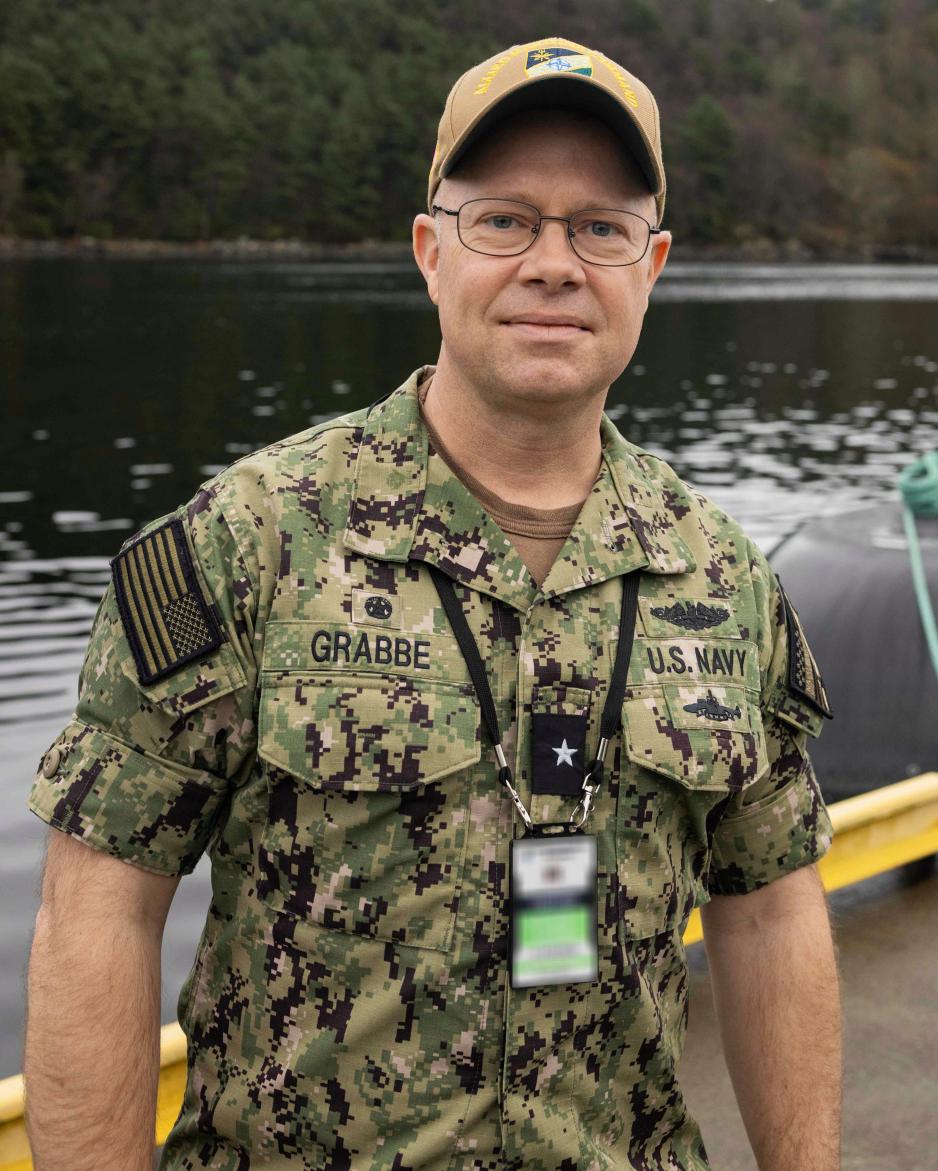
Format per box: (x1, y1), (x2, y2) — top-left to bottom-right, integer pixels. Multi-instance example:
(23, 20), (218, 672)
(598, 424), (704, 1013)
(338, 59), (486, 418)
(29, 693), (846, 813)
(706, 541), (834, 897)
(708, 719), (833, 895)
(28, 484), (258, 876)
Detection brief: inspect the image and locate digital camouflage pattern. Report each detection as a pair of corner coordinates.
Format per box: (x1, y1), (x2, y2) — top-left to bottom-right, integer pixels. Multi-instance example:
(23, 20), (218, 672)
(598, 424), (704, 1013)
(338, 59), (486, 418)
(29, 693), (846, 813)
(28, 365), (833, 1170)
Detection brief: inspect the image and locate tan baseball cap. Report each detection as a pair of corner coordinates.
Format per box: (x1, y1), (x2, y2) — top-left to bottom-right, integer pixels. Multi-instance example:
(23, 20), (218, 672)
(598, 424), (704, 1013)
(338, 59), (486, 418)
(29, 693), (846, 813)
(427, 37), (666, 225)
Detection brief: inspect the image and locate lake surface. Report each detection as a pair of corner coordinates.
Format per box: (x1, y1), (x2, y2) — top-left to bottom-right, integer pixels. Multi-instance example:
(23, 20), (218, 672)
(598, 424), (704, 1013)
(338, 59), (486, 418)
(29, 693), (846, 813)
(2, 258), (937, 1078)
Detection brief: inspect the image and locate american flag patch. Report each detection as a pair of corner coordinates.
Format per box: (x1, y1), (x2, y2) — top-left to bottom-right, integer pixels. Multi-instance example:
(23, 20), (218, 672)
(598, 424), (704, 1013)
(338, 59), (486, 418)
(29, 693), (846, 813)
(779, 581), (832, 720)
(111, 517), (223, 686)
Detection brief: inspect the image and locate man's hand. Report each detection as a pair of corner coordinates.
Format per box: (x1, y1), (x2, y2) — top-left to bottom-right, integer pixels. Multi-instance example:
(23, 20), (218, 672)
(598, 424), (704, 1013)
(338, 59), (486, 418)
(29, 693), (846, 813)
(700, 863), (842, 1171)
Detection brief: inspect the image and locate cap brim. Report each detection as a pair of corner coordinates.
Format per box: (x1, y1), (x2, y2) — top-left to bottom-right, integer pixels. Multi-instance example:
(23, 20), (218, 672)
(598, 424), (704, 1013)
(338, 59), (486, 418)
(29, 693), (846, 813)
(442, 74), (661, 199)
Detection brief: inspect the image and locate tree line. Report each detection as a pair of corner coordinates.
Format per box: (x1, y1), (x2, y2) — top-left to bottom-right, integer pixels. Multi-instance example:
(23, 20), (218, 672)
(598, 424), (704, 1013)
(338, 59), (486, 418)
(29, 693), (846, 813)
(0, 0), (935, 255)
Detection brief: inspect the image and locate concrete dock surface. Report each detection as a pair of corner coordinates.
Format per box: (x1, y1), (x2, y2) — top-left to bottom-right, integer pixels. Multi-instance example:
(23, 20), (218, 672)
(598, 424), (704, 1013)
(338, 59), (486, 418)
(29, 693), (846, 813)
(682, 861), (938, 1170)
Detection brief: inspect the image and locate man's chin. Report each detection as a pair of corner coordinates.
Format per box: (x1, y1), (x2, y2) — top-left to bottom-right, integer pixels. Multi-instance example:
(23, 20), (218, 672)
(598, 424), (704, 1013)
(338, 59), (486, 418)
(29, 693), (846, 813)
(491, 355), (603, 402)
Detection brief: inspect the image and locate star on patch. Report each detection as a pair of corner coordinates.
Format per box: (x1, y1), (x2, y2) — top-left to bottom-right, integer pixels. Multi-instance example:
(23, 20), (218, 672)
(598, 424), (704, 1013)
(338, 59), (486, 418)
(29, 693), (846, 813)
(552, 739), (578, 768)
(532, 713), (587, 795)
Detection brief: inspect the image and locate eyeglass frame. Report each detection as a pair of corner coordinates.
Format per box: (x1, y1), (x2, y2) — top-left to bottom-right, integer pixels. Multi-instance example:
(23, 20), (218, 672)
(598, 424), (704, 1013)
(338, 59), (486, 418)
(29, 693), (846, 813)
(430, 197), (662, 267)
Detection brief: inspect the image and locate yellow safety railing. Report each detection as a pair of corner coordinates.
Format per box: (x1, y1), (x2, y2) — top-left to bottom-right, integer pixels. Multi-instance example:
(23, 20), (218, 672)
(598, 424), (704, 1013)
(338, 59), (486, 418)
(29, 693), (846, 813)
(2, 771), (937, 1169)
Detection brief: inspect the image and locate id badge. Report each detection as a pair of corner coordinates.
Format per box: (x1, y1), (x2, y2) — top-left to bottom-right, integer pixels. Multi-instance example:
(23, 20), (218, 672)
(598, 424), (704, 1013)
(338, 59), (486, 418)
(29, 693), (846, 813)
(509, 832), (598, 988)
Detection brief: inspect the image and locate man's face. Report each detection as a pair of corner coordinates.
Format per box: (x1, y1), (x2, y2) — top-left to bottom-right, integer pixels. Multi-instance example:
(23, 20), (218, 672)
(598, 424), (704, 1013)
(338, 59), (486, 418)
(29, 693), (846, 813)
(413, 108), (671, 410)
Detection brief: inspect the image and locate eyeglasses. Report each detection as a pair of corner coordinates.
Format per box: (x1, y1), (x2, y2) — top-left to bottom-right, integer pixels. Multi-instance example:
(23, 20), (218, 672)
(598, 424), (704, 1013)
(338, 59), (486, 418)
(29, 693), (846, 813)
(430, 198), (661, 266)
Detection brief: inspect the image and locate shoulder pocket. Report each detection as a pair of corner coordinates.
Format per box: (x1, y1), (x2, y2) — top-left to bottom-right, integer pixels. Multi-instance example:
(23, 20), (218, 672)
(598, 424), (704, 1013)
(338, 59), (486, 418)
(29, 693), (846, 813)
(111, 511), (249, 714)
(256, 672), (480, 952)
(111, 515), (226, 686)
(118, 638), (246, 715)
(765, 689), (825, 739)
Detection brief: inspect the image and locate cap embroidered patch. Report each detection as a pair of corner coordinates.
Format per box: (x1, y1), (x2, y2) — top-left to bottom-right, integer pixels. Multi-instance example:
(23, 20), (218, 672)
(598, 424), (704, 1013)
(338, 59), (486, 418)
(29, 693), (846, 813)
(525, 47), (592, 79)
(779, 582), (832, 719)
(111, 517), (223, 686)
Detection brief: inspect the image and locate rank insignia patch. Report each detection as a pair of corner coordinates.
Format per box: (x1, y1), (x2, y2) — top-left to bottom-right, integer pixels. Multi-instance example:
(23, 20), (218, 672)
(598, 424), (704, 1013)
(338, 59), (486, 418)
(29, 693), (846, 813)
(525, 46), (593, 79)
(111, 517), (222, 686)
(532, 713), (587, 795)
(364, 595), (393, 620)
(778, 581), (832, 719)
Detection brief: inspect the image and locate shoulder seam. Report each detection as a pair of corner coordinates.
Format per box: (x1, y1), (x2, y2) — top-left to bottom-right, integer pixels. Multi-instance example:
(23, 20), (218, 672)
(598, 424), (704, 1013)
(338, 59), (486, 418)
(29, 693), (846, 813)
(215, 413), (363, 477)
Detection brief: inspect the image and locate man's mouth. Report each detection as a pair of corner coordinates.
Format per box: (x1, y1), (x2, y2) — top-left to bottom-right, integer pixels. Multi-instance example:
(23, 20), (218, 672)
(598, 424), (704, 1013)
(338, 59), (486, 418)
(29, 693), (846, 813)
(502, 316), (590, 340)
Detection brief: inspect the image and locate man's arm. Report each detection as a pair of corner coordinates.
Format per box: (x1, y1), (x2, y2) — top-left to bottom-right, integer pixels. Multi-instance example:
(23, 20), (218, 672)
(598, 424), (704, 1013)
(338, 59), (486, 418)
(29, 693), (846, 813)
(700, 863), (842, 1171)
(24, 829), (180, 1171)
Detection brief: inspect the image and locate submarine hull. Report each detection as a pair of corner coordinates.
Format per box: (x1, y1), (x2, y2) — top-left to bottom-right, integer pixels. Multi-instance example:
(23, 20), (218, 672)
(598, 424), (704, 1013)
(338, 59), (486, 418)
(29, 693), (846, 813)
(768, 503), (938, 801)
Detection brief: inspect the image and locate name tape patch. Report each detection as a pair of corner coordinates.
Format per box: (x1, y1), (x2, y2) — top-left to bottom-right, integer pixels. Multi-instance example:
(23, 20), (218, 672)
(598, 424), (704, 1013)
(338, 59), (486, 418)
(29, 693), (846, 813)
(111, 517), (222, 686)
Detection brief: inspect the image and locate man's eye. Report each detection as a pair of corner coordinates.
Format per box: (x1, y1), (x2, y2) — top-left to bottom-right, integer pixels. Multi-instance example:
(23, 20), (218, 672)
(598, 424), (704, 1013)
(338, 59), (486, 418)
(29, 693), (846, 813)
(486, 215), (518, 230)
(585, 220), (621, 238)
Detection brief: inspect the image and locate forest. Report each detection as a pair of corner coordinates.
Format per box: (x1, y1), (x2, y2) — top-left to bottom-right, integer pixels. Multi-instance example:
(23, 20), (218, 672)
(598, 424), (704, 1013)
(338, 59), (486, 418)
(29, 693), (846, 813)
(0, 0), (936, 255)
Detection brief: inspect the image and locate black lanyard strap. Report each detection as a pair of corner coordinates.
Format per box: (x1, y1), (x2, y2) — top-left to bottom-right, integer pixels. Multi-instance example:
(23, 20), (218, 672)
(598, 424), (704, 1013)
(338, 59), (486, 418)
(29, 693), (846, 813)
(429, 564), (530, 825)
(429, 565), (641, 833)
(580, 567), (641, 825)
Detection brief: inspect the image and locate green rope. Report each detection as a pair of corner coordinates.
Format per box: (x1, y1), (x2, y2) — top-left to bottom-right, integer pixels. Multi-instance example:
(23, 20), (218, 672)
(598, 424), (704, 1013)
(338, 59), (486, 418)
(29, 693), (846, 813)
(900, 452), (938, 683)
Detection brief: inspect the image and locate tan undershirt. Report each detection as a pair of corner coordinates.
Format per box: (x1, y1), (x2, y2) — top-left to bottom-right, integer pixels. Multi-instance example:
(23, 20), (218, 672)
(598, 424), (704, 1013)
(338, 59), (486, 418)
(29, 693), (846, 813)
(417, 373), (588, 587)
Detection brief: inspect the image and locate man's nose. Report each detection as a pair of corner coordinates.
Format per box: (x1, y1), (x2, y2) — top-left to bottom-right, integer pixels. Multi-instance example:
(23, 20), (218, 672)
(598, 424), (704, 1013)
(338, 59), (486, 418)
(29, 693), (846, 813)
(518, 218), (586, 282)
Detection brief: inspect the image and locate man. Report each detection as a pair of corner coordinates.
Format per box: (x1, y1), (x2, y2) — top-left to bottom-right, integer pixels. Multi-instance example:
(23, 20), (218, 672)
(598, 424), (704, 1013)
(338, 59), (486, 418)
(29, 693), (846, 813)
(24, 36), (841, 1171)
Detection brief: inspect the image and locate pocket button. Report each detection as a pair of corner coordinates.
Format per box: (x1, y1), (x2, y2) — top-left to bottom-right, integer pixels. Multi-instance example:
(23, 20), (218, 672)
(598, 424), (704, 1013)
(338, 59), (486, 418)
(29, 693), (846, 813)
(42, 747), (62, 778)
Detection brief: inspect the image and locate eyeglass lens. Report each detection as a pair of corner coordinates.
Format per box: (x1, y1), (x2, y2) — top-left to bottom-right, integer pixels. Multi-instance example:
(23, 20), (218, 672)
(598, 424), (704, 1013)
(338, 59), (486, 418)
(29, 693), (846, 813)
(457, 199), (650, 265)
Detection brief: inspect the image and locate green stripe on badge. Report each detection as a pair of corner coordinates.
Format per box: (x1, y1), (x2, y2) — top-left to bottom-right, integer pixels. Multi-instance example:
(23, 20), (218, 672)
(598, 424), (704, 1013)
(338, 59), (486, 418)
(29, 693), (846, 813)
(518, 906), (589, 948)
(517, 953), (593, 975)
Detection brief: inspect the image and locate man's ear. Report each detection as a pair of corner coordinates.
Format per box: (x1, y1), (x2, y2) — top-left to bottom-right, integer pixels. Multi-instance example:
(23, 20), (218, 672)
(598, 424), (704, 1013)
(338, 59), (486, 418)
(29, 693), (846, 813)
(412, 213), (440, 307)
(645, 230), (672, 298)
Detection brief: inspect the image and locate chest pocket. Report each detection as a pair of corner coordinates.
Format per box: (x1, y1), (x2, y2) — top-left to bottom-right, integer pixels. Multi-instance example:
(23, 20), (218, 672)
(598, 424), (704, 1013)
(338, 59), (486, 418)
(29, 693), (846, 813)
(256, 670), (481, 952)
(616, 682), (768, 941)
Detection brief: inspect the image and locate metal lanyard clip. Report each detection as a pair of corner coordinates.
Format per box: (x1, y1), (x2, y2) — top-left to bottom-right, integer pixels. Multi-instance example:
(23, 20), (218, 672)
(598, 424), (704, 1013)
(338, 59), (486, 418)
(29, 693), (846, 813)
(495, 744), (535, 832)
(569, 735), (609, 829)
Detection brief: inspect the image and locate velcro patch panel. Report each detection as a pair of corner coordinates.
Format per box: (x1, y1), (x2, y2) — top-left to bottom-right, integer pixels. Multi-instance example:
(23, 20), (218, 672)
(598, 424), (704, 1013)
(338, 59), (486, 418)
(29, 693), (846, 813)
(111, 517), (223, 686)
(778, 581), (832, 719)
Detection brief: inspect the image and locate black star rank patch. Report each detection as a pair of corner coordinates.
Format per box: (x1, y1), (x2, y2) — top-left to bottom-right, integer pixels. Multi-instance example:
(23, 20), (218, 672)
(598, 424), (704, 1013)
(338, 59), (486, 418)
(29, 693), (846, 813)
(111, 516), (223, 686)
(778, 580), (832, 719)
(532, 713), (587, 795)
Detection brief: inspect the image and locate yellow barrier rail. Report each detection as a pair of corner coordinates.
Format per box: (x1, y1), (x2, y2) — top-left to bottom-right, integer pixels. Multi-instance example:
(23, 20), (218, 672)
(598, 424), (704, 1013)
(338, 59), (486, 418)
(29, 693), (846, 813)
(2, 771), (937, 1169)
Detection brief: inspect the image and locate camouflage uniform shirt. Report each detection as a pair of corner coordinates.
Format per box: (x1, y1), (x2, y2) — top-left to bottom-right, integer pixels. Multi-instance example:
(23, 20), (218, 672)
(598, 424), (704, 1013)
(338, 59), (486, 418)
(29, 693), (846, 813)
(29, 365), (833, 1170)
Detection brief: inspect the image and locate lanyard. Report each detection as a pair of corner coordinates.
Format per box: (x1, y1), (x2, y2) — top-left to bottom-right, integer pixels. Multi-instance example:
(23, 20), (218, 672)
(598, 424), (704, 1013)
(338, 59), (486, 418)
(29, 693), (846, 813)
(428, 566), (641, 836)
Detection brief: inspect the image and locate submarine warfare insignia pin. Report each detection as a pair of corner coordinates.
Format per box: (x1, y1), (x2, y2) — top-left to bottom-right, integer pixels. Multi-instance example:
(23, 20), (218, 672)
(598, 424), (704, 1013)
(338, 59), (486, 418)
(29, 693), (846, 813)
(650, 600), (730, 631)
(683, 690), (742, 722)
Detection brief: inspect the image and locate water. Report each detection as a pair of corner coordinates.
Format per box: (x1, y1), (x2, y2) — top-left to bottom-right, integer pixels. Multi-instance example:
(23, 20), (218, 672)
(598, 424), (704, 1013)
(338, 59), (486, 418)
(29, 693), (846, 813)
(2, 258), (938, 1079)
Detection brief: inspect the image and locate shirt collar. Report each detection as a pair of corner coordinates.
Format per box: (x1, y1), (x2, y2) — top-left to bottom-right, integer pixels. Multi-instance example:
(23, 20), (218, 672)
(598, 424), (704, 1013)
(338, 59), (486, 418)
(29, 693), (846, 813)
(344, 366), (695, 610)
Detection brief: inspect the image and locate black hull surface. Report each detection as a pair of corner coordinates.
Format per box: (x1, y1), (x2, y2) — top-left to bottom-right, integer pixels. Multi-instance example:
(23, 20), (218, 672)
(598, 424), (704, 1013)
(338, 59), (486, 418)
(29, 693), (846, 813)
(769, 503), (938, 801)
